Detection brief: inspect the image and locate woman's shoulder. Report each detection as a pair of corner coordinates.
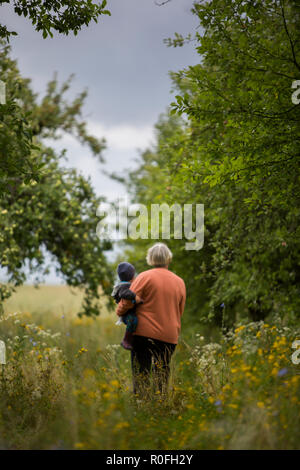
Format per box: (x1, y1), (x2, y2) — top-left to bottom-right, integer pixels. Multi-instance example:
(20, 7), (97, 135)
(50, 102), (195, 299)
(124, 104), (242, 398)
(150, 267), (185, 283)
(134, 268), (184, 285)
(132, 269), (151, 284)
(168, 269), (185, 285)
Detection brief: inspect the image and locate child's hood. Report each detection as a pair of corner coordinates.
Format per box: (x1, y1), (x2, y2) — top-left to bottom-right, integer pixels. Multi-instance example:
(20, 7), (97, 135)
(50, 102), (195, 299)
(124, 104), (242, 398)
(111, 281), (131, 298)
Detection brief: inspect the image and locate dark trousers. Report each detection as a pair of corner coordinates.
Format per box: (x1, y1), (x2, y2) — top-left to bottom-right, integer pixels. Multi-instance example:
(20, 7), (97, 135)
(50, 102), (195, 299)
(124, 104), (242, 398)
(131, 335), (176, 395)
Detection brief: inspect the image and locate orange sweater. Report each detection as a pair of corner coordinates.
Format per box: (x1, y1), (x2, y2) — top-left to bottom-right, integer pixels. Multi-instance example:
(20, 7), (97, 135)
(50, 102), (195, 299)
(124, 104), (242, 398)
(116, 267), (186, 344)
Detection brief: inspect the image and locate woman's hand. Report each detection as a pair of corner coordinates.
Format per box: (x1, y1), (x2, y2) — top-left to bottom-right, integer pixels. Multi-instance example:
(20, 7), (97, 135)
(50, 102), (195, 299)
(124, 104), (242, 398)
(135, 294), (144, 304)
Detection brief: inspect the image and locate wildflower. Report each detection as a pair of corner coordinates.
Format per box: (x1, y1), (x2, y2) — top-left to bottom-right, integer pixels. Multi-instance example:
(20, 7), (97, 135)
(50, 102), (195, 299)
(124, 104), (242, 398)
(84, 368), (96, 378)
(220, 303), (225, 308)
(186, 404), (195, 410)
(277, 368), (288, 377)
(235, 325), (246, 334)
(222, 384), (230, 392)
(257, 402), (265, 409)
(290, 376), (299, 385)
(228, 403), (238, 409)
(114, 421), (130, 431)
(110, 380), (119, 388)
(74, 443), (85, 449)
(78, 347), (88, 354)
(214, 400), (222, 407)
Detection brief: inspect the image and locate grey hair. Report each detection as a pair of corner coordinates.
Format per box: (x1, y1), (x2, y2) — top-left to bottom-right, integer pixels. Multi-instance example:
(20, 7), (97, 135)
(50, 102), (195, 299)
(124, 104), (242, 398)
(146, 243), (173, 267)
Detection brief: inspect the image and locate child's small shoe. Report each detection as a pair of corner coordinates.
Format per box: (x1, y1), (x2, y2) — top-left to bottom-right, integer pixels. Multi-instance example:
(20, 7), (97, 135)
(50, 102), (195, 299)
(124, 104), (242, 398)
(121, 330), (134, 350)
(121, 339), (133, 350)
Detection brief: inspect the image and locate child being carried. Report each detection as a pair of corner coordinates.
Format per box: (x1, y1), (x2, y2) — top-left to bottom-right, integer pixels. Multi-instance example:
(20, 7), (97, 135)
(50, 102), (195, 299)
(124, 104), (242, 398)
(111, 262), (142, 350)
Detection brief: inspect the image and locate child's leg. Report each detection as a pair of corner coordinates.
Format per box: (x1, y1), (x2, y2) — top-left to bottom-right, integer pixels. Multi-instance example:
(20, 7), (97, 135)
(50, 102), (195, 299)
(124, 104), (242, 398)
(125, 313), (138, 333)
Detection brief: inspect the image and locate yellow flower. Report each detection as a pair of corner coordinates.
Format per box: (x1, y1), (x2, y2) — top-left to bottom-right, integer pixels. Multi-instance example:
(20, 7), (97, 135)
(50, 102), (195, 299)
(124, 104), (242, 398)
(234, 325), (245, 334)
(114, 421), (130, 431)
(257, 401), (265, 409)
(228, 403), (238, 409)
(241, 364), (250, 372)
(74, 443), (85, 449)
(78, 347), (88, 354)
(186, 403), (195, 410)
(83, 368), (96, 378)
(110, 380), (119, 388)
(290, 376), (299, 386)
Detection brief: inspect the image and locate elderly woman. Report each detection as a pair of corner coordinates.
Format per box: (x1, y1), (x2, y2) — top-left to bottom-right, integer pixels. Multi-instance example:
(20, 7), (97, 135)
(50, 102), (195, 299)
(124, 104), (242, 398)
(116, 243), (186, 395)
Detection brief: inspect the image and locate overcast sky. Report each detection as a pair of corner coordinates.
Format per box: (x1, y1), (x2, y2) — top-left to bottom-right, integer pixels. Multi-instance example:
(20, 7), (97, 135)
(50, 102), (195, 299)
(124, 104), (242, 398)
(1, 0), (200, 282)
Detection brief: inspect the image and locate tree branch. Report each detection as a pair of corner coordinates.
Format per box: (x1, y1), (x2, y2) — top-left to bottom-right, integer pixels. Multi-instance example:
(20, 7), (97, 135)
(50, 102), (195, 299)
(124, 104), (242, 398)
(155, 0), (172, 6)
(280, 0), (300, 73)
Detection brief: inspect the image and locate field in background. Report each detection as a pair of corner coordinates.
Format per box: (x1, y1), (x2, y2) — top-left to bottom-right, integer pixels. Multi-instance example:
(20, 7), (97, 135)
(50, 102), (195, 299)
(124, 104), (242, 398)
(3, 284), (111, 319)
(0, 285), (299, 450)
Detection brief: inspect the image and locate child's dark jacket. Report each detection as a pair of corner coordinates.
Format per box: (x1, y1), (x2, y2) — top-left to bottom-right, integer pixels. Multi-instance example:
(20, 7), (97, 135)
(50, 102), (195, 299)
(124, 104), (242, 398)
(111, 282), (137, 314)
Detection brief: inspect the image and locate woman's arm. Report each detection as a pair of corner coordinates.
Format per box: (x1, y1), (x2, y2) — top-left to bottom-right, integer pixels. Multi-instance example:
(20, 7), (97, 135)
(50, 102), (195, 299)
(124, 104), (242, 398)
(179, 282), (186, 317)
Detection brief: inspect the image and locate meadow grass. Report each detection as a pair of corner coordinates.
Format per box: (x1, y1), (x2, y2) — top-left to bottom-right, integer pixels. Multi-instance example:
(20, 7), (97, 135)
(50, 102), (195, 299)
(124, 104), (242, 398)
(0, 285), (299, 450)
